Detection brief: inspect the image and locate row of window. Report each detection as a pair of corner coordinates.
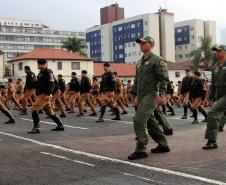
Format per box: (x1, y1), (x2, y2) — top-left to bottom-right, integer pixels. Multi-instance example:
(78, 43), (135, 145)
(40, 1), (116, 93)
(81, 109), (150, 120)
(18, 61), (81, 71)
(176, 26), (194, 33)
(5, 52), (25, 59)
(0, 26), (84, 37)
(176, 35), (194, 42)
(0, 44), (61, 50)
(176, 44), (196, 50)
(176, 54), (190, 60)
(113, 32), (141, 42)
(114, 22), (142, 32)
(0, 35), (68, 43)
(125, 51), (142, 58)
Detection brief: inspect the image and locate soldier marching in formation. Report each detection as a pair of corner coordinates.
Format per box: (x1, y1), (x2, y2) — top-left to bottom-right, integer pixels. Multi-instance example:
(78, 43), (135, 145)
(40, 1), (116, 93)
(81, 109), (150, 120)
(1, 36), (226, 160)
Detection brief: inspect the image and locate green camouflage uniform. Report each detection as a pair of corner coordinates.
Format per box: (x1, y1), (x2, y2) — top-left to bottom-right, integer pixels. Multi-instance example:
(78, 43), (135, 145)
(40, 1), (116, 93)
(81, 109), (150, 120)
(205, 62), (226, 141)
(132, 52), (169, 152)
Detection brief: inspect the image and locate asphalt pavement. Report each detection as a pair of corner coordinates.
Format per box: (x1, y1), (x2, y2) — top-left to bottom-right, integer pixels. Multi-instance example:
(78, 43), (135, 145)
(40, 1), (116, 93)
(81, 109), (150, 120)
(0, 106), (226, 185)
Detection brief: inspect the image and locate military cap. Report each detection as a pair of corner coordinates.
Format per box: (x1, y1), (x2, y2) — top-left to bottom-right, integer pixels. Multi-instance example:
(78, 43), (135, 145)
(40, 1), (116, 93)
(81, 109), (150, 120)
(136, 36), (155, 44)
(37, 59), (47, 65)
(104, 62), (110, 67)
(212, 45), (226, 51)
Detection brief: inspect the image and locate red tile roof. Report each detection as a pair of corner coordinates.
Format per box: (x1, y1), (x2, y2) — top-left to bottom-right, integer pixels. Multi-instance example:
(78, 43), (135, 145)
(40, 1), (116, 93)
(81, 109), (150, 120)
(0, 50), (4, 55)
(8, 48), (92, 62)
(94, 63), (136, 77)
(94, 60), (194, 77)
(167, 60), (193, 70)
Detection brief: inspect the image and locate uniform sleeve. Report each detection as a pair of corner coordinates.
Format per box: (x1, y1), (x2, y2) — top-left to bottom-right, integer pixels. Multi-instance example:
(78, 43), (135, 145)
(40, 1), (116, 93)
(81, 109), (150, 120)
(209, 68), (216, 100)
(131, 67), (138, 96)
(109, 73), (116, 92)
(155, 59), (169, 96)
(46, 70), (55, 95)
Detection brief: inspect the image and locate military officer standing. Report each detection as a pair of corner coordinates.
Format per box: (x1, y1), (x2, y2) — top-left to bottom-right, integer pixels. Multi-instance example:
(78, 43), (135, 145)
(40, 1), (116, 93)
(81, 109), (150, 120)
(28, 59), (64, 134)
(203, 46), (226, 149)
(128, 36), (170, 160)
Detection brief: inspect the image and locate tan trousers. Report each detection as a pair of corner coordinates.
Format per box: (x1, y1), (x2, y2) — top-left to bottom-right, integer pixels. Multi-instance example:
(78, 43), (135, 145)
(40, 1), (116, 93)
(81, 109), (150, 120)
(67, 92), (80, 112)
(22, 89), (36, 110)
(114, 93), (127, 112)
(6, 93), (22, 109)
(100, 92), (116, 108)
(32, 95), (54, 116)
(78, 93), (96, 113)
(51, 91), (65, 113)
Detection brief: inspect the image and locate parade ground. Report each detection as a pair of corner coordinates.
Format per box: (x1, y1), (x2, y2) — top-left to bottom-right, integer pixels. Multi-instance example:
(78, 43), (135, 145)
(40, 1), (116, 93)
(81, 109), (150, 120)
(1, 106), (226, 185)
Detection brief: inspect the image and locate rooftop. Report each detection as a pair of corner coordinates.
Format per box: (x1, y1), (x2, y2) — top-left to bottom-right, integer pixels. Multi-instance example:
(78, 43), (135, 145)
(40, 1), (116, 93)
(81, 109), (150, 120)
(8, 48), (92, 62)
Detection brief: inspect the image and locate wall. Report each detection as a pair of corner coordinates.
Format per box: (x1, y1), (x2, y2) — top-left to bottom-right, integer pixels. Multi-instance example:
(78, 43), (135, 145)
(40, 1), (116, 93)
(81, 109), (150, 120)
(0, 54), (4, 80)
(11, 59), (94, 83)
(175, 19), (205, 62)
(160, 14), (175, 62)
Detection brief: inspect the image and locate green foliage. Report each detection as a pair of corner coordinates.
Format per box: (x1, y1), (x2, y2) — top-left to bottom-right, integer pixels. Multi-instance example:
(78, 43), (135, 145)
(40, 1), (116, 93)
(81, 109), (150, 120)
(189, 36), (214, 71)
(61, 37), (87, 56)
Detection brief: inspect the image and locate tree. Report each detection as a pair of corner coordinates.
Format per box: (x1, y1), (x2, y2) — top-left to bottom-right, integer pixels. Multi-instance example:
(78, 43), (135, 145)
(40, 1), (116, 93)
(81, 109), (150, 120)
(189, 36), (214, 71)
(61, 37), (87, 55)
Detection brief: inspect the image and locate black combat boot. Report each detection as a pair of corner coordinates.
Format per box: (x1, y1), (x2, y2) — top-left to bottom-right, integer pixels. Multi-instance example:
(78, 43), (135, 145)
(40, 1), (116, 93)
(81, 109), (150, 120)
(28, 111), (40, 134)
(20, 109), (28, 115)
(96, 106), (106, 122)
(112, 107), (121, 120)
(50, 115), (64, 131)
(2, 110), (15, 124)
(191, 109), (198, 124)
(202, 140), (218, 150)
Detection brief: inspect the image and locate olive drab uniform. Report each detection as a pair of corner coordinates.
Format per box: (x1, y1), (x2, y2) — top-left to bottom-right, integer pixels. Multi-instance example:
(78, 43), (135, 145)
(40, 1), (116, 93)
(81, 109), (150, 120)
(132, 52), (169, 152)
(205, 62), (226, 142)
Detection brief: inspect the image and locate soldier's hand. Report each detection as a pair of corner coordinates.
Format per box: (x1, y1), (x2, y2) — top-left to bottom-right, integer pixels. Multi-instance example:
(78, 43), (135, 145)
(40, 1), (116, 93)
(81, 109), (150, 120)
(157, 96), (165, 106)
(131, 96), (137, 107)
(207, 100), (214, 107)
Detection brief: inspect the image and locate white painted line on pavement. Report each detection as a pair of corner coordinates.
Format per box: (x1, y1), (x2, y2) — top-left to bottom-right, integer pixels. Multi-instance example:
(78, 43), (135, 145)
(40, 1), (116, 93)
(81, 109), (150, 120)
(84, 116), (133, 125)
(21, 118), (89, 130)
(0, 131), (225, 185)
(40, 152), (95, 167)
(123, 173), (165, 184)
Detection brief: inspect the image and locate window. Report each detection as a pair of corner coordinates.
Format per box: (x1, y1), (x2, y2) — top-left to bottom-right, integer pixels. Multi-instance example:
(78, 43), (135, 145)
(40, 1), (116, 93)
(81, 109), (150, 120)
(175, 72), (180, 78)
(118, 26), (123, 31)
(71, 62), (80, 70)
(131, 23), (136, 28)
(18, 62), (23, 71)
(177, 37), (182, 42)
(119, 45), (123, 49)
(119, 54), (124, 58)
(178, 46), (182, 50)
(190, 26), (194, 31)
(177, 28), (182, 33)
(57, 62), (62, 70)
(191, 35), (195, 40)
(178, 55), (183, 59)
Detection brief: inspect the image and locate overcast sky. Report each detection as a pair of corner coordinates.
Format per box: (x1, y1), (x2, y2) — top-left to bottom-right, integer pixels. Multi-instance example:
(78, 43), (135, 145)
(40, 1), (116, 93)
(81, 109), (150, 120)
(1, 0), (226, 42)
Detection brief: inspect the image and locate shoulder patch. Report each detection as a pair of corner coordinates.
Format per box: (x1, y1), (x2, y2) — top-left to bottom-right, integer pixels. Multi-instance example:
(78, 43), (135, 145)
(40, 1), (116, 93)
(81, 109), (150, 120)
(159, 60), (166, 67)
